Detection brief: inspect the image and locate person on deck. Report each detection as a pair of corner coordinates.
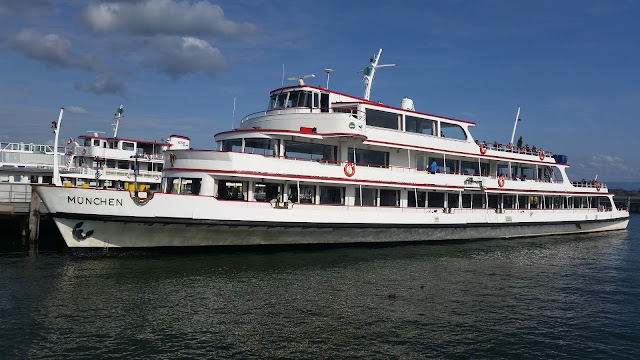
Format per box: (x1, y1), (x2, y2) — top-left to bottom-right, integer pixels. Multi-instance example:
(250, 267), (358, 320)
(517, 136), (523, 148)
(429, 160), (438, 173)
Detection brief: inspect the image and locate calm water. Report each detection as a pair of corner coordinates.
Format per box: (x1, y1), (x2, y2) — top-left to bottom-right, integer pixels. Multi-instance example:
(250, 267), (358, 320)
(1, 217), (639, 359)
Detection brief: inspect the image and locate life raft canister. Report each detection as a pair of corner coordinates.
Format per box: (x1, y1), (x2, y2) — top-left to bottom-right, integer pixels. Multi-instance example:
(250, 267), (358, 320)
(344, 162), (356, 177)
(539, 150), (545, 161)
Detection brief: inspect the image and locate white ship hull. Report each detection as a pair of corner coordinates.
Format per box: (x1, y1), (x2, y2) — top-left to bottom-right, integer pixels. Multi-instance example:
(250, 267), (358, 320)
(35, 186), (629, 252)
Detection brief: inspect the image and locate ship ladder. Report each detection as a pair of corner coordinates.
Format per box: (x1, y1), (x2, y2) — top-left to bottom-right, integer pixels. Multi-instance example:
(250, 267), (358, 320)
(103, 238), (109, 255)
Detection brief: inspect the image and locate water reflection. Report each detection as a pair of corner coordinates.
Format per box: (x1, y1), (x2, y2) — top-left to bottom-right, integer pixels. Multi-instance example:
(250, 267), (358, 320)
(1, 217), (638, 358)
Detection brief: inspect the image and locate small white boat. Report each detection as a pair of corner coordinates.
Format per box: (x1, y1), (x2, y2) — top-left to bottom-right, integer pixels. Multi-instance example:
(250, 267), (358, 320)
(33, 49), (629, 253)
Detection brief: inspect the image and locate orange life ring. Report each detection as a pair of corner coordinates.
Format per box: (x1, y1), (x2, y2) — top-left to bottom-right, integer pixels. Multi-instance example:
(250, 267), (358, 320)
(82, 148), (87, 155)
(479, 143), (487, 155)
(497, 176), (505, 188)
(539, 150), (545, 160)
(344, 162), (356, 177)
(595, 182), (601, 192)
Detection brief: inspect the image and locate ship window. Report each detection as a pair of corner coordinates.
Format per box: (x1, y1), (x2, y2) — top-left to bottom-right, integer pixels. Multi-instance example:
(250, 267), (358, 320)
(366, 109), (399, 130)
(122, 142), (135, 151)
(406, 116), (435, 135)
(254, 182), (280, 202)
(181, 178), (201, 195)
(269, 92), (288, 109)
(93, 139), (100, 146)
(355, 188), (377, 206)
(348, 148), (389, 167)
(460, 160), (479, 175)
(288, 184), (315, 204)
(488, 195), (500, 209)
(218, 180), (244, 200)
(440, 123), (467, 140)
(244, 138), (275, 156)
(319, 186), (344, 205)
(448, 193), (460, 208)
(117, 161), (129, 170)
(428, 157), (444, 173)
(415, 154), (428, 171)
(428, 192), (445, 208)
(287, 91), (313, 108)
(222, 139), (242, 152)
(472, 194), (485, 209)
(408, 191), (427, 207)
(503, 195), (516, 209)
(285, 141), (336, 161)
(518, 195), (529, 209)
(380, 189), (399, 207)
(530, 196), (540, 209)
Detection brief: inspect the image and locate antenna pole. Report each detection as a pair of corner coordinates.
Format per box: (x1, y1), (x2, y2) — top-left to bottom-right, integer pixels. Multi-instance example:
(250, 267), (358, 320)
(113, 105), (124, 138)
(52, 107), (64, 186)
(232, 97), (236, 130)
(363, 48), (396, 100)
(509, 106), (521, 145)
(282, 64), (285, 86)
(324, 68), (333, 89)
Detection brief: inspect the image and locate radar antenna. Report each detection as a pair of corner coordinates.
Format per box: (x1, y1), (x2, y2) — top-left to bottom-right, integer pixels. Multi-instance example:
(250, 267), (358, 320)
(361, 48), (396, 100)
(287, 74), (315, 85)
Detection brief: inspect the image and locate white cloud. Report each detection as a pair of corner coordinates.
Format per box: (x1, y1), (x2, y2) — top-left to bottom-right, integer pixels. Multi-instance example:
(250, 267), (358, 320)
(83, 0), (257, 36)
(136, 36), (226, 78)
(11, 29), (97, 70)
(570, 154), (639, 182)
(74, 75), (127, 98)
(65, 106), (89, 114)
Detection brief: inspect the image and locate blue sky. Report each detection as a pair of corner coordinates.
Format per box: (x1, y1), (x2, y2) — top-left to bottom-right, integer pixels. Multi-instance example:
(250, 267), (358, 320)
(1, 0), (639, 182)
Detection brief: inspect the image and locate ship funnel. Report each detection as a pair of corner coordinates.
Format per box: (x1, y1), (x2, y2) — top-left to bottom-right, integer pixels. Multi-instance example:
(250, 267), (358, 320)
(168, 135), (190, 149)
(401, 97), (415, 111)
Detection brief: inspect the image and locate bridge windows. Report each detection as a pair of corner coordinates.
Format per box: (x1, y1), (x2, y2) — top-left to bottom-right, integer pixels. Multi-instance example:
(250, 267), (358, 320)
(440, 122), (467, 140)
(366, 109), (399, 130)
(406, 116), (435, 135)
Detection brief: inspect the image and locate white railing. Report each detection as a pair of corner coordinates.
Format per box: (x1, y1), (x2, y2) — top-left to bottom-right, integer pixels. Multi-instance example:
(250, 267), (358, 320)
(0, 183), (31, 203)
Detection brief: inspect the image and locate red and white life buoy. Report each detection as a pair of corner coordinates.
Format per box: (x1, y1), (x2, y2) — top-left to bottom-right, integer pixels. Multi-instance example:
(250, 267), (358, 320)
(82, 148), (87, 155)
(344, 162), (356, 177)
(479, 143), (487, 155)
(497, 176), (505, 188)
(539, 150), (545, 161)
(595, 182), (601, 192)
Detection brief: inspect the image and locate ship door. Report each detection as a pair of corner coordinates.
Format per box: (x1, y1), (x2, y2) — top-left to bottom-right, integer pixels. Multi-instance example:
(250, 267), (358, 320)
(320, 93), (329, 112)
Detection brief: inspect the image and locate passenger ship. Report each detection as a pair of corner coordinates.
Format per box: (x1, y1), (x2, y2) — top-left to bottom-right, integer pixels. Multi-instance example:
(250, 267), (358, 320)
(33, 49), (629, 252)
(0, 108), (187, 191)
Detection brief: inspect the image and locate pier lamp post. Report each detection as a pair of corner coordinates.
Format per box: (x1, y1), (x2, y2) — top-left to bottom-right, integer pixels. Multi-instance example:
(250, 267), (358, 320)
(131, 149), (142, 197)
(93, 157), (104, 189)
(51, 107), (64, 186)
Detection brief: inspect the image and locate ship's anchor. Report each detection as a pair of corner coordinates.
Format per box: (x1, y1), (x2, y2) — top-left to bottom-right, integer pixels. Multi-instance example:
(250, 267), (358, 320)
(72, 221), (94, 240)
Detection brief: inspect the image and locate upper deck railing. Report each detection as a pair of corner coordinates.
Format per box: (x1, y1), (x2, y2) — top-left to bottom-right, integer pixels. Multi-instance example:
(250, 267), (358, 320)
(212, 149), (607, 191)
(240, 107), (365, 125)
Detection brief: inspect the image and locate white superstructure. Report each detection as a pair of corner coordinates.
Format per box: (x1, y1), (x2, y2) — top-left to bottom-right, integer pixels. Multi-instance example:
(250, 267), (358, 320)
(33, 49), (629, 254)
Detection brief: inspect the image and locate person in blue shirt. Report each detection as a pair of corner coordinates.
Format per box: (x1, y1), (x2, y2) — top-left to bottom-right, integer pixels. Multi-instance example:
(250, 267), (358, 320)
(429, 160), (438, 173)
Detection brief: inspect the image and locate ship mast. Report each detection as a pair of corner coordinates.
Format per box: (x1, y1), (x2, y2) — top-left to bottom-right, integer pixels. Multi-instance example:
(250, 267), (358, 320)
(362, 48), (396, 100)
(112, 105), (124, 138)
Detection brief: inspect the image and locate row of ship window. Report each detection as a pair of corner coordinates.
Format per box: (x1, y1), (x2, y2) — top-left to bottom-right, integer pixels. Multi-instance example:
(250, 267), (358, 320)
(165, 177), (611, 209)
(219, 138), (560, 179)
(267, 90), (467, 139)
